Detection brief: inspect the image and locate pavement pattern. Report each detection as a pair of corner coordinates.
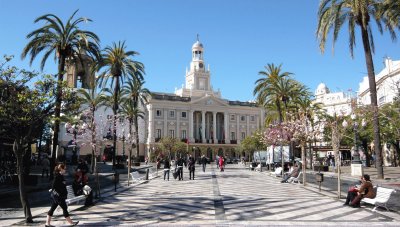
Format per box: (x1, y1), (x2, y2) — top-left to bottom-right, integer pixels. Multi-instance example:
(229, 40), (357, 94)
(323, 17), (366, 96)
(10, 164), (400, 226)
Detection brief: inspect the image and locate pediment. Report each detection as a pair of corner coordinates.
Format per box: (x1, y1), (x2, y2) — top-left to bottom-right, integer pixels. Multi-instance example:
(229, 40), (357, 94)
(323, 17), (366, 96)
(191, 95), (228, 107)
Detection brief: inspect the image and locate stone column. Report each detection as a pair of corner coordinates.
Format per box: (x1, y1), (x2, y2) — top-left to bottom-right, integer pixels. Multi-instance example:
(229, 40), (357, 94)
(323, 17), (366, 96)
(246, 115), (250, 138)
(213, 111), (217, 144)
(201, 111), (206, 143)
(224, 112), (229, 144)
(176, 110), (180, 139)
(147, 105), (154, 144)
(164, 109), (168, 137)
(236, 114), (240, 142)
(189, 110), (194, 143)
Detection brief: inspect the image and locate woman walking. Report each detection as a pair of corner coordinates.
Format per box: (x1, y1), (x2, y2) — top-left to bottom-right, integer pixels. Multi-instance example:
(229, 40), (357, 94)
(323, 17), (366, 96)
(45, 164), (79, 227)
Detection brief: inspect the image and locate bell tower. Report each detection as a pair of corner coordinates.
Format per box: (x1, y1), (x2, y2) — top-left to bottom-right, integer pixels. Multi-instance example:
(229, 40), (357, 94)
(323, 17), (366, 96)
(186, 35), (211, 92)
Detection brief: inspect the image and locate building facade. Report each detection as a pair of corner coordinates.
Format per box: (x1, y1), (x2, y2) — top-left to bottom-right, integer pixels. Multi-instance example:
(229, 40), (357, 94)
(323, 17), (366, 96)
(145, 39), (265, 160)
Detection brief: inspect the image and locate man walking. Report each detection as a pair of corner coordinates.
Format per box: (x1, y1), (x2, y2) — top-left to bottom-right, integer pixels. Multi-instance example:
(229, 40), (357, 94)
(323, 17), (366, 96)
(41, 155), (50, 178)
(201, 155), (207, 172)
(176, 156), (184, 181)
(188, 155), (195, 180)
(163, 158), (171, 181)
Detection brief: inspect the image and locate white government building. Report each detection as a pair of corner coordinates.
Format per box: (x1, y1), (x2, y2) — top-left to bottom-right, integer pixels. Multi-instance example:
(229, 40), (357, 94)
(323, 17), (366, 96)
(145, 38), (265, 160)
(58, 38), (264, 161)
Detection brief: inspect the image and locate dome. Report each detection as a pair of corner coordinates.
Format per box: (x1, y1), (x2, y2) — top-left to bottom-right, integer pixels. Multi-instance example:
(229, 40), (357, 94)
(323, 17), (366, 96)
(192, 41), (203, 50)
(315, 83), (330, 95)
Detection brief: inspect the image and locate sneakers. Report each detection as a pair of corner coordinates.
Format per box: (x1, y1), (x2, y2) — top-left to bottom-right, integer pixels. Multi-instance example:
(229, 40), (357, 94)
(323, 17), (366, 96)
(70, 221), (79, 226)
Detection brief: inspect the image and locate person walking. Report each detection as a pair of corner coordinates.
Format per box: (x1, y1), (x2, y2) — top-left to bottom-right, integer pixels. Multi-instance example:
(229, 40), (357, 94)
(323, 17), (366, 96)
(188, 155), (195, 180)
(219, 156), (225, 172)
(41, 155), (50, 178)
(176, 156), (184, 180)
(201, 155), (207, 172)
(46, 164), (79, 227)
(163, 158), (171, 181)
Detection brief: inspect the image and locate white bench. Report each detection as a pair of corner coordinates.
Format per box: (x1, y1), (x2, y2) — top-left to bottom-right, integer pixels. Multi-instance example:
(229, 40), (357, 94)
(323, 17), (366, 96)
(362, 187), (396, 211)
(290, 172), (302, 184)
(130, 171), (144, 182)
(65, 185), (86, 205)
(254, 164), (262, 172)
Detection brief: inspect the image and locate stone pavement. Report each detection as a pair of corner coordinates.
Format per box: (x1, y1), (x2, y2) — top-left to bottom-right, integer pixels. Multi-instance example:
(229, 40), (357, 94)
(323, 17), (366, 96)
(7, 164), (400, 226)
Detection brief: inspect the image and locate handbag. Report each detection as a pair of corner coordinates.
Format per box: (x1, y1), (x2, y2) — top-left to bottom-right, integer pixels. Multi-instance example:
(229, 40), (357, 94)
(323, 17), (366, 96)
(50, 189), (61, 202)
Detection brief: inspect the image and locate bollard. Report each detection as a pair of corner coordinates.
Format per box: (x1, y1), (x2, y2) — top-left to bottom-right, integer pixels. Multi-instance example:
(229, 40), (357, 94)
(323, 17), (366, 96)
(113, 171), (119, 192)
(145, 168), (149, 180)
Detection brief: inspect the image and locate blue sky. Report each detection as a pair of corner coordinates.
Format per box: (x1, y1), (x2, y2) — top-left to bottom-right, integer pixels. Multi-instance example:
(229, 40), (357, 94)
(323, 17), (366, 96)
(1, 0), (400, 101)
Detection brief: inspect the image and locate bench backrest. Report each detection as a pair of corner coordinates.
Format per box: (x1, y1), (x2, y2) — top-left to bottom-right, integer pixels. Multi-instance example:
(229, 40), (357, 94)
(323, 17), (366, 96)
(66, 185), (75, 199)
(275, 167), (282, 175)
(130, 171), (140, 179)
(375, 187), (395, 203)
(296, 172), (302, 179)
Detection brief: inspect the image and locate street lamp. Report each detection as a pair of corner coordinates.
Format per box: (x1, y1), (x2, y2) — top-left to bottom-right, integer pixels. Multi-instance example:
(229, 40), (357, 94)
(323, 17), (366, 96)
(343, 113), (365, 176)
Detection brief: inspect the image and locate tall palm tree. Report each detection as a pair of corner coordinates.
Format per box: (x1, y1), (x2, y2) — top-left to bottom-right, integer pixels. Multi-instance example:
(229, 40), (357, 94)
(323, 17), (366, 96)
(254, 63), (294, 123)
(121, 78), (150, 159)
(316, 0), (398, 179)
(96, 41), (144, 167)
(21, 10), (100, 178)
(119, 98), (145, 185)
(98, 87), (123, 167)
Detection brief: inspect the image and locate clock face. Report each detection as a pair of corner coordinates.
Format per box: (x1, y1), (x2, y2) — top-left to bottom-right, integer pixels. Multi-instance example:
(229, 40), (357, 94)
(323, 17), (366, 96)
(199, 63), (203, 68)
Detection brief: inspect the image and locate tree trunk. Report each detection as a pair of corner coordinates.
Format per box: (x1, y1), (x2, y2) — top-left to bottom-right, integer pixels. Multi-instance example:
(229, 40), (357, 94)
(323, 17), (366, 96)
(51, 54), (66, 180)
(135, 116), (140, 158)
(91, 107), (96, 173)
(301, 142), (306, 186)
(14, 139), (33, 223)
(360, 25), (384, 179)
(128, 121), (133, 186)
(112, 77), (120, 169)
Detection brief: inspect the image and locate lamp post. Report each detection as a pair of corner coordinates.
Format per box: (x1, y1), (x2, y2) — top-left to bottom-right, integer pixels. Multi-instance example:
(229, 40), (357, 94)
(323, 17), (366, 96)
(343, 113), (365, 176)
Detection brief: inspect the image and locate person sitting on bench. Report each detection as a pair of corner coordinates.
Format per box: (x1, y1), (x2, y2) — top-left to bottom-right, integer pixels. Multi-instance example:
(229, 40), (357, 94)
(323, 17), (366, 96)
(281, 164), (299, 183)
(344, 174), (376, 208)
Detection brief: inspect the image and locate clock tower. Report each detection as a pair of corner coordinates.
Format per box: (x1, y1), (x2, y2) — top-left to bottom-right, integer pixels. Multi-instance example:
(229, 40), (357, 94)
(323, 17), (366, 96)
(175, 36), (221, 98)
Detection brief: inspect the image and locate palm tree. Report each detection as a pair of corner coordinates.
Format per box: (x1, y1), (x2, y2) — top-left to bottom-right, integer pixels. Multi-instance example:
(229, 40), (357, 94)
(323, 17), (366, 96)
(119, 98), (145, 185)
(96, 41), (145, 167)
(316, 0), (398, 179)
(121, 78), (150, 160)
(254, 63), (294, 123)
(21, 10), (100, 178)
(77, 76), (106, 173)
(98, 87), (123, 168)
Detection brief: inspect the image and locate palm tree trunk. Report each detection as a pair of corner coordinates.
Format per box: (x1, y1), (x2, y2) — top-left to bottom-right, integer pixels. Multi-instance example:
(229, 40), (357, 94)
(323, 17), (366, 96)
(112, 77), (120, 169)
(14, 139), (33, 223)
(50, 54), (66, 180)
(301, 141), (306, 186)
(135, 116), (139, 159)
(91, 108), (96, 173)
(360, 25), (384, 179)
(128, 122), (133, 186)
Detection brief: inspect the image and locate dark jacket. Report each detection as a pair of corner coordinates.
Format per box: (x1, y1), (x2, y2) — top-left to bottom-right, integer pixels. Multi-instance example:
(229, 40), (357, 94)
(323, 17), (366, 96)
(188, 158), (195, 170)
(176, 158), (184, 167)
(52, 173), (68, 199)
(201, 156), (207, 165)
(164, 159), (171, 169)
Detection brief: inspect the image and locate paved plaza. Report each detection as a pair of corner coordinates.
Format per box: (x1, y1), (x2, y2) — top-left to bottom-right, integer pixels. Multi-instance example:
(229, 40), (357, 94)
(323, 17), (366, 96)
(6, 164), (400, 226)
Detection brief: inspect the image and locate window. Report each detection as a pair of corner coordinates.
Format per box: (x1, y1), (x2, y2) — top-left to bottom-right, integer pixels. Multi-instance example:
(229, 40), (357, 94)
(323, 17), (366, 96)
(241, 132), (246, 140)
(119, 117), (124, 124)
(181, 130), (187, 139)
(241, 116), (245, 121)
(251, 116), (255, 121)
(169, 130), (175, 138)
(156, 109), (162, 117)
(169, 110), (175, 118)
(181, 111), (187, 118)
(156, 129), (162, 139)
(230, 115), (235, 121)
(231, 132), (236, 140)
